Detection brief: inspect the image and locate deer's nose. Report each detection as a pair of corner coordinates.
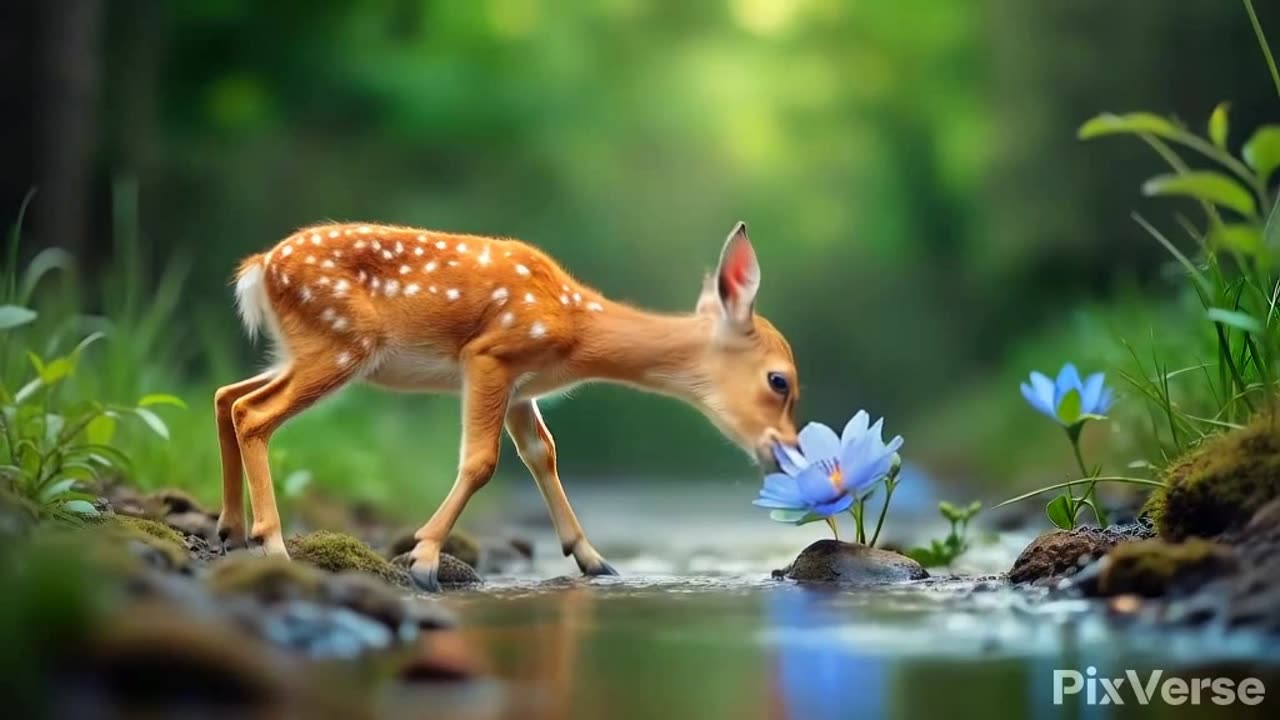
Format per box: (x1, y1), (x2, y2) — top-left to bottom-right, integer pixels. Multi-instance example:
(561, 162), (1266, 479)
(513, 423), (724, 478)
(756, 427), (797, 469)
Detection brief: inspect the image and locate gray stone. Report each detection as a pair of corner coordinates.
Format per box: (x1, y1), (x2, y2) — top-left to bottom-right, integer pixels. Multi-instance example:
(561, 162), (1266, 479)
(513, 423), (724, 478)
(780, 540), (929, 585)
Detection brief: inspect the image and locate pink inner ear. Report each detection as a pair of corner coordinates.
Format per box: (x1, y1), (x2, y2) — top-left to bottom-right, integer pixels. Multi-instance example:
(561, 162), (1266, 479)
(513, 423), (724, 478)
(721, 239), (755, 298)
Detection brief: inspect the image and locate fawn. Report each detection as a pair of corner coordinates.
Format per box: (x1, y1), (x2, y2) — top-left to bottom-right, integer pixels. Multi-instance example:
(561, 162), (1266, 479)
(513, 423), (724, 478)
(216, 221), (800, 590)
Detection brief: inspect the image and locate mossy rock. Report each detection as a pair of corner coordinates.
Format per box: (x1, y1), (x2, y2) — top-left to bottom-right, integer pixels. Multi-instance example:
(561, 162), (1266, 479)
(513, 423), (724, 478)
(113, 516), (187, 548)
(145, 488), (208, 516)
(1148, 417), (1280, 541)
(285, 531), (411, 587)
(1098, 538), (1237, 598)
(102, 517), (191, 571)
(206, 555), (326, 601)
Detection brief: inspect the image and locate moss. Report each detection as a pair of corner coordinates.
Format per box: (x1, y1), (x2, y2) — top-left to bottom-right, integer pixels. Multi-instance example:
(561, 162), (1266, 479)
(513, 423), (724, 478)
(103, 517), (190, 569)
(1150, 416), (1280, 540)
(441, 532), (480, 569)
(285, 531), (410, 587)
(1099, 538), (1236, 597)
(206, 555), (325, 601)
(112, 516), (187, 547)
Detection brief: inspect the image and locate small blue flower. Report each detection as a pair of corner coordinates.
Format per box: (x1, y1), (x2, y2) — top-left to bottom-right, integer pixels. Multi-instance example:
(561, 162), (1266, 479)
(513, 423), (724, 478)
(1020, 363), (1113, 426)
(756, 412), (904, 524)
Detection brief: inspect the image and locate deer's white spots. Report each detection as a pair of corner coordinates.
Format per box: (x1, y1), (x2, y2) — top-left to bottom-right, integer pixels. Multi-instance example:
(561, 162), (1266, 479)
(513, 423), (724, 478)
(456, 243), (468, 253)
(414, 247), (425, 257)
(334, 250), (343, 258)
(436, 240), (447, 250)
(321, 307), (336, 322)
(372, 240), (382, 251)
(328, 229), (340, 239)
(321, 259), (335, 269)
(305, 255), (317, 265)
(334, 279), (350, 296)
(317, 276), (331, 286)
(523, 292), (536, 304)
(336, 351), (352, 367)
(300, 287), (313, 302)
(530, 322), (547, 338)
(586, 301), (603, 312)
(344, 228), (353, 236)
(445, 288), (460, 301)
(371, 277), (382, 290)
(399, 265), (411, 275)
(416, 235), (427, 243)
(281, 245), (294, 257)
(384, 279), (401, 297)
(360, 337), (373, 349)
(358, 226), (372, 235)
(294, 237), (306, 246)
(428, 285), (438, 294)
(504, 250), (513, 257)
(477, 246), (492, 266)
(382, 250), (394, 260)
(515, 264), (531, 277)
(395, 242), (404, 255)
(572, 292), (582, 303)
(447, 260), (460, 267)
(561, 284), (570, 291)
(492, 287), (509, 304)
(281, 274), (291, 286)
(500, 311), (515, 327)
(404, 283), (421, 296)
(559, 294), (570, 305)
(424, 260), (438, 272)
(357, 270), (367, 283)
(355, 240), (367, 250)
(332, 316), (348, 331)
(310, 233), (322, 245)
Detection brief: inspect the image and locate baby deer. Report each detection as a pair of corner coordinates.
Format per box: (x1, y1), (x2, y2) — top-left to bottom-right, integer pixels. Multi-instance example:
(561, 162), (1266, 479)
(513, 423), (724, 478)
(217, 221), (799, 590)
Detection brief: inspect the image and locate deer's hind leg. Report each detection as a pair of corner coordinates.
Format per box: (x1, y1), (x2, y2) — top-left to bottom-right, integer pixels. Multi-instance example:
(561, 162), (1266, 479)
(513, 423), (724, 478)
(231, 351), (367, 555)
(214, 371), (274, 549)
(505, 400), (616, 577)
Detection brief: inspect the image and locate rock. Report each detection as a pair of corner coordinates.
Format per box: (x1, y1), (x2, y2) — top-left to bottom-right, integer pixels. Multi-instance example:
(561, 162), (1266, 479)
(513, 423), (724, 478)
(1009, 522), (1154, 584)
(164, 510), (219, 542)
(206, 555), (326, 603)
(1145, 416), (1280, 541)
(146, 488), (208, 516)
(779, 540), (928, 585)
(391, 552), (483, 587)
(101, 517), (192, 573)
(322, 570), (409, 631)
(285, 531), (412, 587)
(254, 601), (396, 659)
(441, 532), (481, 569)
(112, 515), (189, 549)
(1097, 538), (1237, 598)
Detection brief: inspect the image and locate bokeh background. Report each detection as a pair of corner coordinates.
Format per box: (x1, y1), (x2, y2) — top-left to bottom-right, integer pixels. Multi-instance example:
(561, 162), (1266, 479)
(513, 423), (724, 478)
(2, 0), (1277, 517)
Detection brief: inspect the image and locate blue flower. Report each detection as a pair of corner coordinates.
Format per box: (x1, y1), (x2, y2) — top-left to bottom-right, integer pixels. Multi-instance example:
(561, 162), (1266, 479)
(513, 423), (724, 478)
(756, 412), (904, 524)
(1020, 363), (1113, 426)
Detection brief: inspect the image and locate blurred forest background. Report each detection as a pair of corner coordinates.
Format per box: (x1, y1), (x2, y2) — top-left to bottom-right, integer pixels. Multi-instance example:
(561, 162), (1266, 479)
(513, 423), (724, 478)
(1, 0), (1277, 516)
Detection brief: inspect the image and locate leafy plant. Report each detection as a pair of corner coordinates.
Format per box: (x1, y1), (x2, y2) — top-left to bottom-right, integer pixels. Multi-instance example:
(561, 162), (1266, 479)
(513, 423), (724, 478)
(907, 500), (982, 568)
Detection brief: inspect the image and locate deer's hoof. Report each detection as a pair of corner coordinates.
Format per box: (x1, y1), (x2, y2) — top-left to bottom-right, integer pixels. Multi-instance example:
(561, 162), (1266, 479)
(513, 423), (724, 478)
(409, 561), (442, 593)
(217, 522), (247, 553)
(578, 556), (620, 577)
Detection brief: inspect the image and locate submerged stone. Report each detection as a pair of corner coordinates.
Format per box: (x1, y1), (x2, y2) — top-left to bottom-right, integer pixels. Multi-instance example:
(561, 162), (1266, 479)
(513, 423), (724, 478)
(1096, 538), (1237, 598)
(1009, 521), (1154, 584)
(779, 540), (928, 585)
(391, 551), (483, 586)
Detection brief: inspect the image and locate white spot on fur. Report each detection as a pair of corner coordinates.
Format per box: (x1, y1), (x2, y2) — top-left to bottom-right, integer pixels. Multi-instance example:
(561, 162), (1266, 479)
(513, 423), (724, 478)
(372, 240), (382, 251)
(405, 283), (421, 296)
(414, 247), (424, 257)
(500, 311), (515, 327)
(400, 265), (411, 275)
(317, 276), (331, 286)
(311, 233), (322, 245)
(281, 245), (294, 257)
(358, 226), (372, 235)
(328, 229), (340, 239)
(417, 235), (427, 243)
(371, 277), (381, 290)
(515, 264), (530, 277)
(436, 240), (447, 250)
(360, 337), (373, 349)
(424, 261), (438, 272)
(357, 270), (367, 283)
(492, 287), (509, 303)
(456, 243), (468, 253)
(448, 260), (460, 267)
(337, 351), (352, 366)
(586, 301), (603, 312)
(504, 250), (513, 257)
(321, 307), (336, 322)
(572, 292), (582, 303)
(300, 287), (313, 302)
(395, 242), (404, 255)
(530, 322), (546, 338)
(332, 316), (348, 331)
(381, 250), (393, 260)
(305, 255), (316, 265)
(428, 285), (438, 294)
(559, 294), (570, 305)
(445, 288), (460, 301)
(321, 259), (335, 269)
(334, 279), (350, 296)
(477, 246), (492, 266)
(384, 280), (400, 297)
(524, 292), (535, 304)
(355, 240), (367, 250)
(281, 274), (291, 286)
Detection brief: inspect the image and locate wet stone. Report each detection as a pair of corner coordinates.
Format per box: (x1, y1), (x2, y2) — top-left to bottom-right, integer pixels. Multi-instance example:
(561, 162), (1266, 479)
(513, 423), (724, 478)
(778, 540), (929, 585)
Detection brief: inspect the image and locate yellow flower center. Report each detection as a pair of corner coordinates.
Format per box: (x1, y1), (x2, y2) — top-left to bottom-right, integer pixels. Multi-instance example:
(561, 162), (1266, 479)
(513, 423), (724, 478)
(828, 465), (843, 492)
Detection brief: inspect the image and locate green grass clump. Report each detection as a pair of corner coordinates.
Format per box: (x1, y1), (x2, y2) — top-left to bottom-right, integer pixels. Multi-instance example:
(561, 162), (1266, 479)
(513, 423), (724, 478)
(1099, 538), (1235, 597)
(284, 531), (409, 587)
(1146, 416), (1280, 540)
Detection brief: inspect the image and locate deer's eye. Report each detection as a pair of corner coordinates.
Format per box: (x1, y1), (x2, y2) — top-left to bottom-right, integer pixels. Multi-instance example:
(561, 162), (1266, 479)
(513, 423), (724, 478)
(767, 371), (790, 396)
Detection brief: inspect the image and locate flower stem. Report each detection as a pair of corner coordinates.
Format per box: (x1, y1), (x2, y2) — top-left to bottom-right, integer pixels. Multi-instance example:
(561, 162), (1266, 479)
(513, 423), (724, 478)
(825, 515), (840, 541)
(868, 480), (897, 548)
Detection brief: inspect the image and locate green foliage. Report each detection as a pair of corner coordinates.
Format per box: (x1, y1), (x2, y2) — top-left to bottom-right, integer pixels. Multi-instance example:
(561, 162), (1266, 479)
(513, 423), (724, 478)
(906, 500), (981, 568)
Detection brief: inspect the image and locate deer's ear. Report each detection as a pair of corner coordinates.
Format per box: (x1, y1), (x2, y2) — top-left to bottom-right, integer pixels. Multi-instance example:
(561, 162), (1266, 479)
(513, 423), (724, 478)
(714, 221), (760, 328)
(695, 272), (719, 316)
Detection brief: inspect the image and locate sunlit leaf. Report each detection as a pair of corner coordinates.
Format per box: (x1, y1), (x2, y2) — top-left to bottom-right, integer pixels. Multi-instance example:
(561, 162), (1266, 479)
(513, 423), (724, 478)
(1207, 307), (1264, 334)
(137, 393), (188, 409)
(1208, 223), (1264, 256)
(39, 478), (77, 502)
(1078, 112), (1180, 140)
(37, 357), (75, 385)
(86, 414), (116, 445)
(1046, 495), (1074, 530)
(133, 408), (170, 440)
(0, 305), (37, 331)
(61, 500), (100, 517)
(1142, 172), (1257, 218)
(1209, 103), (1230, 149)
(1243, 125), (1280, 185)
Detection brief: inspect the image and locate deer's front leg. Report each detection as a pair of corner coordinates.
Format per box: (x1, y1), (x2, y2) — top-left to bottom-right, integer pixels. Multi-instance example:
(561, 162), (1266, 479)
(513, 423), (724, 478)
(408, 354), (512, 592)
(506, 400), (617, 577)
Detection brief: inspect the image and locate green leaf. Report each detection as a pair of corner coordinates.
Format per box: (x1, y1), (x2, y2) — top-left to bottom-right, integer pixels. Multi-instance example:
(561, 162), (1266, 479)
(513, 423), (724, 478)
(61, 500), (100, 517)
(39, 478), (77, 502)
(86, 414), (116, 445)
(1243, 125), (1280, 185)
(1046, 495), (1075, 530)
(1209, 103), (1230, 149)
(1056, 389), (1082, 426)
(1142, 172), (1258, 218)
(1209, 223), (1264, 256)
(133, 408), (170, 440)
(1207, 307), (1264, 335)
(769, 509), (823, 525)
(137, 393), (187, 409)
(1078, 113), (1180, 141)
(19, 247), (74, 304)
(938, 501), (960, 521)
(0, 305), (37, 331)
(37, 357), (74, 385)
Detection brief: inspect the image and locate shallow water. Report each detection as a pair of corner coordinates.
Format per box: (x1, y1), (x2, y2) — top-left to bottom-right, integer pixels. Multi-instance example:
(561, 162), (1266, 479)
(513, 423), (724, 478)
(400, 482), (1280, 719)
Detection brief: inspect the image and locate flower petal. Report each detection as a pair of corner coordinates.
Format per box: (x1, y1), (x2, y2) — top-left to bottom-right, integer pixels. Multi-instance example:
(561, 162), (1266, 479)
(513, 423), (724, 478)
(811, 493), (855, 516)
(795, 463), (840, 505)
(1021, 373), (1057, 419)
(1053, 363), (1082, 411)
(1081, 372), (1106, 414)
(798, 422), (840, 463)
(773, 441), (809, 477)
(840, 411), (870, 446)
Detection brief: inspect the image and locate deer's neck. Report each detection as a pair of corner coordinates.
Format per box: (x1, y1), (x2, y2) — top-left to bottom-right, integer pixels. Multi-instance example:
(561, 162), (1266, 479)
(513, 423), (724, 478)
(572, 300), (712, 401)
